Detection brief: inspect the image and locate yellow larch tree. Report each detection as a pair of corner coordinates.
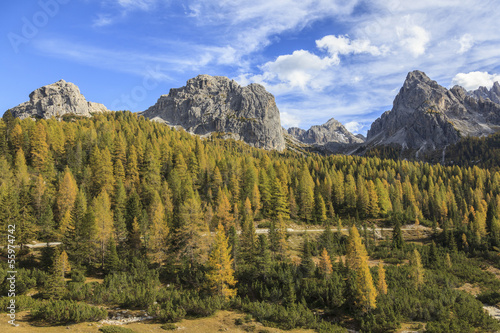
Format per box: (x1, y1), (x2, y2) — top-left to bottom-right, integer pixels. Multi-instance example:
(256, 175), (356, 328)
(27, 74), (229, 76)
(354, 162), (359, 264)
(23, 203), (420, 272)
(377, 262), (388, 295)
(14, 148), (30, 186)
(93, 190), (114, 268)
(357, 257), (378, 312)
(147, 191), (168, 263)
(410, 248), (425, 290)
(207, 223), (237, 299)
(57, 167), (78, 226)
(30, 121), (51, 173)
(319, 248), (333, 277)
(215, 189), (234, 232)
(10, 123), (24, 152)
(346, 225), (368, 271)
(346, 225), (377, 311)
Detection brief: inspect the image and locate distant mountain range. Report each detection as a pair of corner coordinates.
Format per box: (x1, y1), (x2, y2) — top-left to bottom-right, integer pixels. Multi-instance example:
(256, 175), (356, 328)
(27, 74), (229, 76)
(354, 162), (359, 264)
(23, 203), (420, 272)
(7, 71), (500, 161)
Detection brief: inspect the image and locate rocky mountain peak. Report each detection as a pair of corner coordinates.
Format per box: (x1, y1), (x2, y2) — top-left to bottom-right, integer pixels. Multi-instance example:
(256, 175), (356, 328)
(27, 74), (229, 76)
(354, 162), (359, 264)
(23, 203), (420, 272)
(8, 79), (108, 119)
(287, 117), (364, 145)
(367, 70), (500, 153)
(142, 75), (285, 151)
(468, 81), (500, 104)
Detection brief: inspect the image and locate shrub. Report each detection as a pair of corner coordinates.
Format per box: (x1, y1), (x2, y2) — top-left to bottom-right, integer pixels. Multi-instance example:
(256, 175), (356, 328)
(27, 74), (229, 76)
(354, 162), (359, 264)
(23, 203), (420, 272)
(99, 326), (137, 333)
(31, 300), (107, 324)
(477, 291), (500, 306)
(71, 270), (86, 283)
(160, 323), (177, 330)
(0, 295), (39, 312)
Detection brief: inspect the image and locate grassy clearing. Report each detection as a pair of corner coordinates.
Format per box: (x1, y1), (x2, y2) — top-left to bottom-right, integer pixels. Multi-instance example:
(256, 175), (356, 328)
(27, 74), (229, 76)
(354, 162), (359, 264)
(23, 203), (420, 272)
(2, 310), (315, 333)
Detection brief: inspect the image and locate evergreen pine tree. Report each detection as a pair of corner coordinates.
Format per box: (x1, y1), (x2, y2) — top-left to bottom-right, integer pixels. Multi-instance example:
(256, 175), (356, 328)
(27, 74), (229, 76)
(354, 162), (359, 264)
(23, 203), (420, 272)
(391, 217), (405, 250)
(105, 237), (120, 273)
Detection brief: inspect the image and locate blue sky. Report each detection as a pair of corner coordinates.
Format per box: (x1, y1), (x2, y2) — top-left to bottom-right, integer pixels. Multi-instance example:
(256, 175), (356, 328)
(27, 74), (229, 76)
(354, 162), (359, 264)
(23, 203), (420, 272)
(2, 0), (500, 135)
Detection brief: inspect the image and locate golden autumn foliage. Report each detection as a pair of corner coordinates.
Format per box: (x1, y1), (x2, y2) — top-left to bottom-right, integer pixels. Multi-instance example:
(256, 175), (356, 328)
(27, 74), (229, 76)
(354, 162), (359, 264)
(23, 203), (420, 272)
(207, 223), (237, 299)
(57, 167), (78, 222)
(30, 121), (51, 172)
(377, 262), (388, 295)
(93, 190), (114, 266)
(319, 248), (333, 277)
(410, 248), (425, 290)
(346, 225), (368, 271)
(347, 225), (377, 311)
(215, 190), (234, 232)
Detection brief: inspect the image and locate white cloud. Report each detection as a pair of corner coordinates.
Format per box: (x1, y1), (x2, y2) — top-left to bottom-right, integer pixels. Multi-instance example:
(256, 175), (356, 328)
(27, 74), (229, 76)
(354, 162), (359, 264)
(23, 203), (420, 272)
(254, 34), (383, 92)
(34, 0), (500, 133)
(316, 35), (381, 60)
(451, 71), (500, 91)
(262, 50), (335, 90)
(344, 121), (363, 133)
(186, 0), (360, 58)
(458, 34), (474, 54)
(280, 112), (301, 128)
(396, 24), (430, 57)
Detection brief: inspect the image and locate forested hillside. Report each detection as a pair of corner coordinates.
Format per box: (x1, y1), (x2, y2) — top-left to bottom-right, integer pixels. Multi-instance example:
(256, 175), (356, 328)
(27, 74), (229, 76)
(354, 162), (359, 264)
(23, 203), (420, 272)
(1, 111), (500, 332)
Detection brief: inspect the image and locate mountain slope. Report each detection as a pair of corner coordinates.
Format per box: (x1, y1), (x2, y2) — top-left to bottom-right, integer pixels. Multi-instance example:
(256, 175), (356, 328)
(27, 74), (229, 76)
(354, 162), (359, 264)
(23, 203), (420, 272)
(287, 118), (364, 145)
(8, 79), (108, 119)
(366, 70), (500, 153)
(141, 75), (285, 151)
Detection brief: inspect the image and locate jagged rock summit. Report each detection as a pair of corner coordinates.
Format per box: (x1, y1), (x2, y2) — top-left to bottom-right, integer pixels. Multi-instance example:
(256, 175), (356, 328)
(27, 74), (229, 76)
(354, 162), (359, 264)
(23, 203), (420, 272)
(142, 74), (286, 151)
(367, 70), (500, 152)
(288, 118), (364, 145)
(468, 82), (500, 104)
(8, 79), (108, 119)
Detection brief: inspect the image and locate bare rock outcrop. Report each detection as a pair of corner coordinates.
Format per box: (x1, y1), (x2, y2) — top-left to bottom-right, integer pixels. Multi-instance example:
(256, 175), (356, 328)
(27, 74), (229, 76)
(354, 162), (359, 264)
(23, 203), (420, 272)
(142, 75), (285, 151)
(288, 118), (364, 145)
(366, 70), (500, 152)
(8, 79), (108, 119)
(468, 82), (500, 104)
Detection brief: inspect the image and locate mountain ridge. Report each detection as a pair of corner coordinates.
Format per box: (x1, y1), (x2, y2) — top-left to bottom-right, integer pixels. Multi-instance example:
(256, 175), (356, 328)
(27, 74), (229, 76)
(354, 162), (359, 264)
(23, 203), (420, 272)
(6, 71), (500, 159)
(287, 118), (364, 145)
(365, 70), (500, 153)
(8, 79), (108, 119)
(141, 74), (286, 151)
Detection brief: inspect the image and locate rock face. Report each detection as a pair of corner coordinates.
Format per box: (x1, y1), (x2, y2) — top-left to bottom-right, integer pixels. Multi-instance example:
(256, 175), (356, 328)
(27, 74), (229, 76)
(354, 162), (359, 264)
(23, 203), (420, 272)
(142, 75), (286, 151)
(367, 70), (500, 152)
(468, 82), (500, 104)
(8, 79), (108, 119)
(288, 118), (364, 145)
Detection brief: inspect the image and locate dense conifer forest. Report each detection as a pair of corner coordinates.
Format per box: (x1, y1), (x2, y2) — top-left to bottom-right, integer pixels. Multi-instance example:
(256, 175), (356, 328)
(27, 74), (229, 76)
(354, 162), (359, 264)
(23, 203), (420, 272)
(1, 111), (500, 332)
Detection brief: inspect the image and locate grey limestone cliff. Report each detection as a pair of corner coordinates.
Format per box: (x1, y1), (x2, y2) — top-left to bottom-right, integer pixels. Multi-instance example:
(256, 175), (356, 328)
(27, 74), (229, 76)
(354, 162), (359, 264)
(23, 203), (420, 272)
(366, 70), (500, 152)
(8, 79), (108, 119)
(288, 118), (364, 145)
(142, 75), (286, 151)
(468, 82), (500, 104)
